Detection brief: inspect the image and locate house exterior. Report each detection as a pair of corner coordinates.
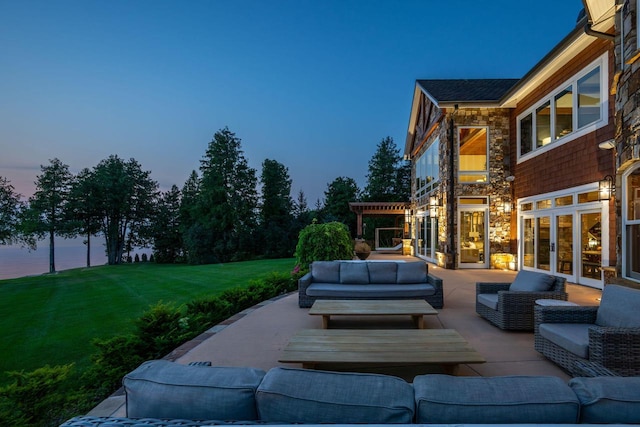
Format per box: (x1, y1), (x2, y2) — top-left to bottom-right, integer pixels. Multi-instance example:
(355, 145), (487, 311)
(405, 7), (618, 289)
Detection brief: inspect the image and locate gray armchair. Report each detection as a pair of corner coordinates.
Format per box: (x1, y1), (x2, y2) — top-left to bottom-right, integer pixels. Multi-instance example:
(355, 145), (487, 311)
(534, 284), (640, 377)
(476, 270), (568, 330)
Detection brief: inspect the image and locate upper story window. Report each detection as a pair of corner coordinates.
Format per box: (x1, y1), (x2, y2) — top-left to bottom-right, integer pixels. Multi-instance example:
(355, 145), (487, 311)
(458, 127), (488, 183)
(517, 54), (607, 161)
(415, 138), (440, 200)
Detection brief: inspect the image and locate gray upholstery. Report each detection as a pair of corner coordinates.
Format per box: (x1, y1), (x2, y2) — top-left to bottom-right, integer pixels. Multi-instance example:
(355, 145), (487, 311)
(509, 270), (555, 291)
(339, 262), (369, 284)
(595, 285), (640, 328)
(569, 377), (640, 424)
(299, 260), (444, 308)
(310, 261), (340, 283)
(397, 262), (427, 283)
(367, 262), (398, 283)
(306, 283), (434, 298)
(538, 323), (591, 358)
(123, 360), (265, 420)
(255, 367), (414, 424)
(476, 293), (498, 310)
(413, 374), (579, 424)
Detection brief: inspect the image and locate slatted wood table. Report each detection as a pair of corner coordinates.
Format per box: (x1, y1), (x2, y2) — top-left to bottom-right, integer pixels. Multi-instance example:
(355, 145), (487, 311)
(279, 329), (486, 375)
(309, 299), (438, 329)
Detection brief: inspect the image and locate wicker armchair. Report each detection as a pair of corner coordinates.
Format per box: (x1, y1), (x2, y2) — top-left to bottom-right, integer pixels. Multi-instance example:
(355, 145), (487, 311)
(476, 270), (567, 330)
(534, 285), (640, 377)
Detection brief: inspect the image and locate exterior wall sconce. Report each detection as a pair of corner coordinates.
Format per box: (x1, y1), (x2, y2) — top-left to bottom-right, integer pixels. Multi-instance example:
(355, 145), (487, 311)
(502, 201), (512, 213)
(598, 175), (615, 201)
(429, 196), (441, 217)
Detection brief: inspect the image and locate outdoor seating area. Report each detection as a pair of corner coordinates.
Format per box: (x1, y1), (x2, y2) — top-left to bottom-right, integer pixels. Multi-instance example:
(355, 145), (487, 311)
(74, 255), (640, 426)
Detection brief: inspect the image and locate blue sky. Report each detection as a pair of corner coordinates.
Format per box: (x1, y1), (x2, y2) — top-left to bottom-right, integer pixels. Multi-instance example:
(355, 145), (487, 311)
(1, 0), (584, 204)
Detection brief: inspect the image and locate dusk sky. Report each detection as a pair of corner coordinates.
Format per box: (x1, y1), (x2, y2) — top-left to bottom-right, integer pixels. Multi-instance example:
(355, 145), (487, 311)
(1, 0), (584, 205)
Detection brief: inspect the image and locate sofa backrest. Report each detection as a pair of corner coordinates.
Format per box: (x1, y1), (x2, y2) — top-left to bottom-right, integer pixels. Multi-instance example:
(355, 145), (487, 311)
(123, 360), (265, 420)
(310, 260), (428, 284)
(596, 284), (640, 328)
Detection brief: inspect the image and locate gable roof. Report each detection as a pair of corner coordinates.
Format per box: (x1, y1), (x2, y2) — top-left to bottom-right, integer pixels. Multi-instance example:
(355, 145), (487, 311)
(417, 79), (520, 105)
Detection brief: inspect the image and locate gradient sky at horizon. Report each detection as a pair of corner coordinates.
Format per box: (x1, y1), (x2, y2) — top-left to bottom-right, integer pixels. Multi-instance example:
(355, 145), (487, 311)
(1, 0), (584, 205)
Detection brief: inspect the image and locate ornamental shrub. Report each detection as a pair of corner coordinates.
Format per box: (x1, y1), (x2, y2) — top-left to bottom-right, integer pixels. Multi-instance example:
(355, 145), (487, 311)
(295, 221), (353, 267)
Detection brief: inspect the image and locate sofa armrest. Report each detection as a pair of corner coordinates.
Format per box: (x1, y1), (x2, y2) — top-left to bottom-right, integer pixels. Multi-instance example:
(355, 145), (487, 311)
(476, 282), (511, 294)
(427, 273), (443, 292)
(534, 305), (598, 324)
(588, 326), (640, 375)
(298, 272), (312, 294)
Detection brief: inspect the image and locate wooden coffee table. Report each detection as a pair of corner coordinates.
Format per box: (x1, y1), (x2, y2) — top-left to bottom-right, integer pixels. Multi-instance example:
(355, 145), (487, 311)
(309, 299), (438, 329)
(279, 329), (485, 374)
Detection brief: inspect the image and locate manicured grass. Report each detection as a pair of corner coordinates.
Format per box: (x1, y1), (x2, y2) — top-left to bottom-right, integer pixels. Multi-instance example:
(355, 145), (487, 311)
(0, 258), (295, 385)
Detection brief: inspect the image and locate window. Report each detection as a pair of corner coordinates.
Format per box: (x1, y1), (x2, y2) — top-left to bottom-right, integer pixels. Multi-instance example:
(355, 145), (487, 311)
(458, 127), (488, 183)
(517, 55), (607, 159)
(415, 138), (440, 200)
(624, 167), (640, 281)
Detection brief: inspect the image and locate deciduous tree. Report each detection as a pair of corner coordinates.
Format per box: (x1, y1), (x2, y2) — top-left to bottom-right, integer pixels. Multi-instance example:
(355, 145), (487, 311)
(0, 176), (24, 245)
(67, 168), (103, 267)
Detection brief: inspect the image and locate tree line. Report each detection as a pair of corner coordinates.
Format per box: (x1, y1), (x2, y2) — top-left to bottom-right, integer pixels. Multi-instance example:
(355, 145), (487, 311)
(0, 128), (410, 272)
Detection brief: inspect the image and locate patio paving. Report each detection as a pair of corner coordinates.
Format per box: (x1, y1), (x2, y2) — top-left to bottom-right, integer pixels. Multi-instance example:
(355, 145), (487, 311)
(89, 253), (603, 417)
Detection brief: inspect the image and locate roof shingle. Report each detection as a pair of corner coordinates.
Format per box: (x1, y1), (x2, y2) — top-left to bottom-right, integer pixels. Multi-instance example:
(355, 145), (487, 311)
(417, 79), (520, 103)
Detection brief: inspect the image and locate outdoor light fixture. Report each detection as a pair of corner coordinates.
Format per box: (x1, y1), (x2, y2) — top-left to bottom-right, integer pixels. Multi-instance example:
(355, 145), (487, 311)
(429, 196), (441, 217)
(598, 175), (615, 201)
(503, 201), (512, 214)
(598, 139), (615, 150)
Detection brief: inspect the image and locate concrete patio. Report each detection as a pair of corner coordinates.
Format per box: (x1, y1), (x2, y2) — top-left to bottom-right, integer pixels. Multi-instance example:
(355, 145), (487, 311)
(90, 254), (603, 417)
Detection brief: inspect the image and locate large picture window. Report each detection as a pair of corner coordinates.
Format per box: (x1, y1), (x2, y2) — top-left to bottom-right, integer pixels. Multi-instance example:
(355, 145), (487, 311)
(458, 127), (488, 183)
(415, 138), (439, 200)
(518, 55), (607, 159)
(624, 167), (640, 281)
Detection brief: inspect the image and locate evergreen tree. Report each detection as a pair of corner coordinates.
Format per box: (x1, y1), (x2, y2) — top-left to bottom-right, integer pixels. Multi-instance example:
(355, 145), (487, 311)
(259, 159), (294, 258)
(67, 168), (103, 267)
(23, 158), (74, 273)
(322, 176), (359, 236)
(0, 176), (25, 246)
(152, 185), (183, 263)
(185, 127), (258, 263)
(363, 136), (411, 202)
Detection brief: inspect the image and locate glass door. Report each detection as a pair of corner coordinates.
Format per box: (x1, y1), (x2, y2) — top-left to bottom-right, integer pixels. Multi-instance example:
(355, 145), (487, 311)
(522, 212), (574, 277)
(415, 213), (437, 261)
(580, 211), (602, 283)
(459, 209), (488, 268)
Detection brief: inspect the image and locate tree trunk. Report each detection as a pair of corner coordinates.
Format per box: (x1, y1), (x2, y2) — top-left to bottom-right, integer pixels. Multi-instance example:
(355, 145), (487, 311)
(49, 230), (55, 273)
(86, 233), (91, 267)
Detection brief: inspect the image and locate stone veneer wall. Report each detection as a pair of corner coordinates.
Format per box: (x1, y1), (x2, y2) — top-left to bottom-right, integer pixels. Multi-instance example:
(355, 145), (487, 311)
(613, 1), (640, 284)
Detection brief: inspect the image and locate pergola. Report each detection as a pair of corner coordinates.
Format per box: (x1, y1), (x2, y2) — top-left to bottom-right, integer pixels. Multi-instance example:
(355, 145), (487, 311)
(348, 201), (411, 238)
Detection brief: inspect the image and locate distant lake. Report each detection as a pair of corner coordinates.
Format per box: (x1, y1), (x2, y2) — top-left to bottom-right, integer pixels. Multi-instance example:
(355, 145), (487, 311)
(0, 237), (134, 280)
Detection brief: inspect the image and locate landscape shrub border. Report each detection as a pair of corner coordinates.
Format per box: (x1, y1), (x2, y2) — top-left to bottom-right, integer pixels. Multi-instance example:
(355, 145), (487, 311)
(0, 269), (303, 427)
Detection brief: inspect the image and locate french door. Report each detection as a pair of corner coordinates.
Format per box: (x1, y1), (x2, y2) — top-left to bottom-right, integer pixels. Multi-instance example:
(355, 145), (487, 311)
(416, 214), (437, 262)
(521, 209), (603, 287)
(458, 208), (488, 268)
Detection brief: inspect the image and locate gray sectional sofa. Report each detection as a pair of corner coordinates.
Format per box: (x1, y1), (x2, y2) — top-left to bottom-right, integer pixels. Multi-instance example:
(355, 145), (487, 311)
(60, 360), (640, 426)
(298, 260), (443, 308)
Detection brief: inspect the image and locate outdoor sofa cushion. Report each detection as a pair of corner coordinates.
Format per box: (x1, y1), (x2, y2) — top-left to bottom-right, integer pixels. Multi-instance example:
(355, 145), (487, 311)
(123, 360), (265, 420)
(595, 284), (640, 328)
(255, 367), (415, 424)
(413, 374), (579, 424)
(339, 262), (369, 284)
(508, 270), (555, 292)
(310, 261), (340, 283)
(476, 293), (499, 310)
(306, 283), (435, 298)
(569, 376), (640, 424)
(397, 261), (427, 283)
(367, 261), (398, 283)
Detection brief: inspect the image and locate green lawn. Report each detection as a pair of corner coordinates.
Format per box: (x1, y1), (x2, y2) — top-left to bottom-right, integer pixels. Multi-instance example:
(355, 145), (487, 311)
(0, 258), (295, 385)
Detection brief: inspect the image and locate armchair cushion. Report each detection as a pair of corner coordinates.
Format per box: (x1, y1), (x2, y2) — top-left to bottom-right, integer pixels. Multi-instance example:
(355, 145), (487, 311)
(569, 377), (640, 424)
(339, 262), (369, 284)
(397, 262), (427, 284)
(595, 285), (640, 328)
(311, 261), (340, 283)
(509, 270), (555, 292)
(539, 323), (591, 358)
(477, 293), (499, 310)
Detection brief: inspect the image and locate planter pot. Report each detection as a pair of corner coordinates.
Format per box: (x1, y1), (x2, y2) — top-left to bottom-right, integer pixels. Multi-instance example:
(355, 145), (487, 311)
(355, 252), (370, 260)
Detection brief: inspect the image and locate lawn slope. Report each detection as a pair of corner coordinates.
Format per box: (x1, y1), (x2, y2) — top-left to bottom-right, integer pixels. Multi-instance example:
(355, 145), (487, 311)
(0, 259), (295, 385)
